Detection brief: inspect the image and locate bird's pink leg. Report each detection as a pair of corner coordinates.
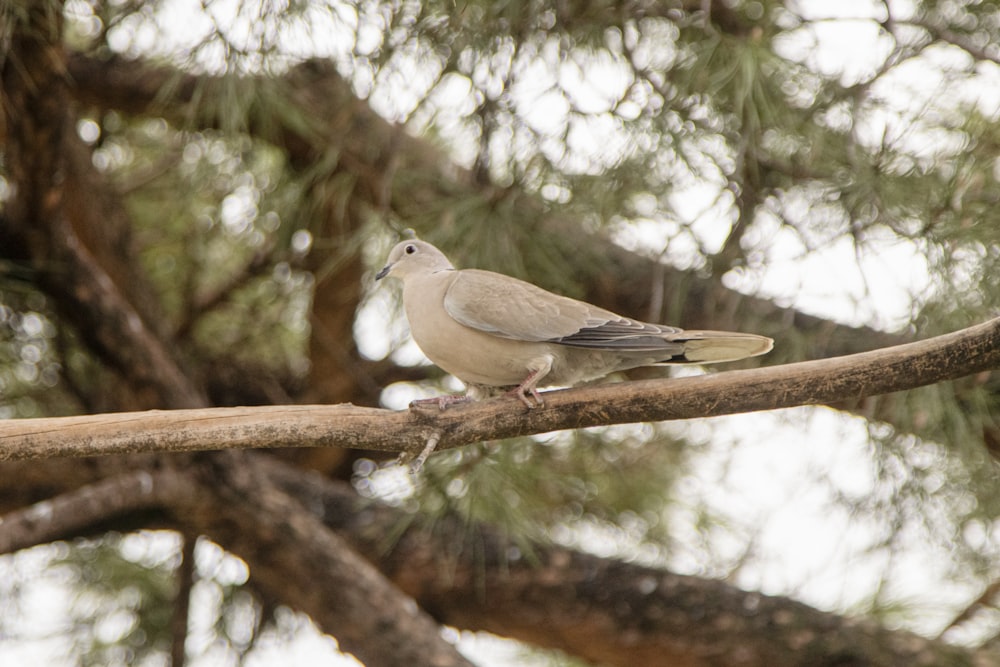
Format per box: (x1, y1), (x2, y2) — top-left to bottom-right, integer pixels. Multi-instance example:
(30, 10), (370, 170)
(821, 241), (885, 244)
(412, 355), (553, 410)
(507, 365), (548, 408)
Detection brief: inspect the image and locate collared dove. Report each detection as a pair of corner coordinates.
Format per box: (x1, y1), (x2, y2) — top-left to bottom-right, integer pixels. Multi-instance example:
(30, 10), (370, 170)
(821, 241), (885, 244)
(376, 239), (773, 408)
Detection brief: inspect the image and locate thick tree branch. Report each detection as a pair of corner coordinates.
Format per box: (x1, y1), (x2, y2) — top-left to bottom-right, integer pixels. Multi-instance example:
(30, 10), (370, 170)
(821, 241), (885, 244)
(2, 8), (207, 410)
(43, 214), (209, 408)
(0, 452), (476, 667)
(0, 468), (195, 554)
(183, 450), (475, 667)
(1, 317), (997, 461)
(64, 52), (906, 364)
(0, 451), (988, 667)
(266, 461), (983, 667)
(62, 50), (936, 441)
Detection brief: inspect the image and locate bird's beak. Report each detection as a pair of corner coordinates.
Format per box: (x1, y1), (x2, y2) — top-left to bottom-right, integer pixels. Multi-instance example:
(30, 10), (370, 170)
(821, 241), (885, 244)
(375, 264), (392, 281)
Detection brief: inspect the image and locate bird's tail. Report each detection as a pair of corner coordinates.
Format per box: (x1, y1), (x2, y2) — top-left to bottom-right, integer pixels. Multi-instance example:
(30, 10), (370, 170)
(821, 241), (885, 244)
(677, 331), (773, 363)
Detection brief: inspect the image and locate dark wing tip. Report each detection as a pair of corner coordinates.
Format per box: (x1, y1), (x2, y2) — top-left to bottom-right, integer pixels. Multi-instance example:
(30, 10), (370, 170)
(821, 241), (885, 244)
(550, 318), (685, 352)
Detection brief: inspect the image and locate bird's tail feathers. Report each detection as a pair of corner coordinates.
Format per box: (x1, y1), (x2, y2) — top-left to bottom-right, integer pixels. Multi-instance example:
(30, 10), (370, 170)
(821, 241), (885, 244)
(676, 331), (773, 363)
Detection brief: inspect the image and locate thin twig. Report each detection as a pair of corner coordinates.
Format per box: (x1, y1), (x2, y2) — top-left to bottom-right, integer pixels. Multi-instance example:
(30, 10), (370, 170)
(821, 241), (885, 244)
(170, 532), (197, 667)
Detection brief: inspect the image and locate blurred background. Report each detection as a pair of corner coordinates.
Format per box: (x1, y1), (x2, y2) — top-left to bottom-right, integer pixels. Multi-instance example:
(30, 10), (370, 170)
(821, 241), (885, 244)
(2, 0), (1000, 665)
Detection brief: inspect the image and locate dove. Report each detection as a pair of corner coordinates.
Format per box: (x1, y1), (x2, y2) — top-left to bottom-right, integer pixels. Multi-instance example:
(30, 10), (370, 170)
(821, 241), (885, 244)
(375, 239), (772, 408)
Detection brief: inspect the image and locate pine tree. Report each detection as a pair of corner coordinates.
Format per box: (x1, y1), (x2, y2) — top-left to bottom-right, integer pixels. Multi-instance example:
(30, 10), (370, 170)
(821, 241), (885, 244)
(2, 0), (1000, 664)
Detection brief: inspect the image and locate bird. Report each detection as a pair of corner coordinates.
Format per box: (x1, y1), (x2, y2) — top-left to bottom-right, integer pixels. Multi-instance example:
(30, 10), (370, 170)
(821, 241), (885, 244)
(376, 239), (773, 408)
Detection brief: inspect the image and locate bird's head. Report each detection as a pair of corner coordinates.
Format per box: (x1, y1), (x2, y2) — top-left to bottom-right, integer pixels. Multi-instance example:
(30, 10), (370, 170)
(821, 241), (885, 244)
(375, 239), (455, 282)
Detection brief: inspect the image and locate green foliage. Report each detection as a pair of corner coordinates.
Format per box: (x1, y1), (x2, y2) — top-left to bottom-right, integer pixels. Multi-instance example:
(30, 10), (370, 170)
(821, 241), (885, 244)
(89, 113), (314, 375)
(416, 425), (688, 543)
(52, 535), (178, 665)
(0, 288), (74, 417)
(0, 533), (275, 667)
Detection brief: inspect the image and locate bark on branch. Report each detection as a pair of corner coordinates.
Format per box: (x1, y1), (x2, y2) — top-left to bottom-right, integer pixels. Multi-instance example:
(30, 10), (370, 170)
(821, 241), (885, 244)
(184, 450), (476, 667)
(0, 451), (988, 667)
(3, 13), (208, 410)
(2, 317), (998, 461)
(0, 451), (476, 667)
(0, 468), (195, 553)
(272, 467), (983, 667)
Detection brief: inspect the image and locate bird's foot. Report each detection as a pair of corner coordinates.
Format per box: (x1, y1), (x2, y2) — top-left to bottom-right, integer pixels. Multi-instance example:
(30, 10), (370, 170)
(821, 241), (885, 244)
(507, 379), (544, 408)
(506, 359), (551, 408)
(409, 394), (473, 411)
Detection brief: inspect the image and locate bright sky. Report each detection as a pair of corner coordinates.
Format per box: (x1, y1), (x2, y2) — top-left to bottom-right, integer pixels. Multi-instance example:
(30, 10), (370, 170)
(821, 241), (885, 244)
(5, 0), (1000, 665)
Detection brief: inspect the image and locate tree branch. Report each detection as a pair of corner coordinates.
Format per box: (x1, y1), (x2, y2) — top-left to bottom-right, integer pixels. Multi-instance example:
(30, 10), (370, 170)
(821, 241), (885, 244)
(265, 460), (983, 667)
(185, 450), (475, 667)
(3, 10), (208, 410)
(0, 450), (476, 667)
(0, 467), (195, 554)
(64, 52), (907, 364)
(44, 213), (209, 408)
(170, 532), (197, 667)
(1, 317), (998, 461)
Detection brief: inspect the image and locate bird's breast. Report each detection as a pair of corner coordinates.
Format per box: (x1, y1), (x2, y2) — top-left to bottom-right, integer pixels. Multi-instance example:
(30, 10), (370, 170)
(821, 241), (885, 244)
(402, 278), (553, 386)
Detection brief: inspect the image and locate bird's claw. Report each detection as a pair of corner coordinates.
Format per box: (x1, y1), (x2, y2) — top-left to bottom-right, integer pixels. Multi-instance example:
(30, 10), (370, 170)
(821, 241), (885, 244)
(508, 385), (544, 408)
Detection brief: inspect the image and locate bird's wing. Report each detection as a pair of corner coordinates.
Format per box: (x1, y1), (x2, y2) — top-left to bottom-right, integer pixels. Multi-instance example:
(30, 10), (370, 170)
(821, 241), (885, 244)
(442, 269), (685, 351)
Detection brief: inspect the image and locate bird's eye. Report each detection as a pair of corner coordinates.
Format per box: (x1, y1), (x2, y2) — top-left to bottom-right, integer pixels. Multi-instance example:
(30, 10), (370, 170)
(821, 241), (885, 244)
(404, 244), (417, 255)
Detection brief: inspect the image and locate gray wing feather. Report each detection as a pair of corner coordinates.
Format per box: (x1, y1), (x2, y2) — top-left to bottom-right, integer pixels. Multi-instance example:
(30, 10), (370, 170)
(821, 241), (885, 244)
(443, 269), (685, 352)
(443, 269), (615, 340)
(553, 321), (686, 353)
